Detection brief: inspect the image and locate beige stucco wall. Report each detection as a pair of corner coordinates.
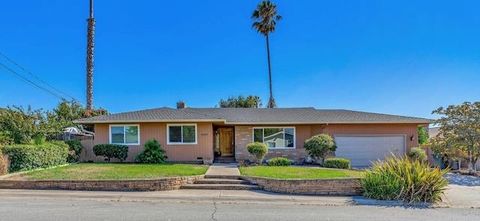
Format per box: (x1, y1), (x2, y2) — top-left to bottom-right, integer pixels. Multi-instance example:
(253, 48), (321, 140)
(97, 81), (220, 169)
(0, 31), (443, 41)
(81, 122), (420, 163)
(81, 122), (214, 163)
(235, 124), (420, 163)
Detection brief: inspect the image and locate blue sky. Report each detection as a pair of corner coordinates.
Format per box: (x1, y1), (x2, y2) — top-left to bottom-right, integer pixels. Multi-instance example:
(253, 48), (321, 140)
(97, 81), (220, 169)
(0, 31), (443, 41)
(1, 0), (479, 118)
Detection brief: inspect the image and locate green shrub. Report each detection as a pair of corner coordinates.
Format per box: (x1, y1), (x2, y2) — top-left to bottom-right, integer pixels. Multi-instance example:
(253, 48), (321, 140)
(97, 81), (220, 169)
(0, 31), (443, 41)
(135, 139), (167, 163)
(93, 144), (128, 162)
(247, 142), (268, 164)
(362, 156), (448, 203)
(323, 157), (351, 169)
(65, 140), (83, 163)
(3, 142), (69, 172)
(304, 134), (336, 164)
(408, 147), (428, 162)
(267, 157), (292, 166)
(33, 134), (46, 145)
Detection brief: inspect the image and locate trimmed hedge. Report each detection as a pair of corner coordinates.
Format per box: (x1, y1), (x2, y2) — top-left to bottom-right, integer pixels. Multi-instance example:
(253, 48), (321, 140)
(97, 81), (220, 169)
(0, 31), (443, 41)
(323, 158), (351, 169)
(3, 142), (69, 172)
(267, 157), (292, 166)
(93, 144), (128, 162)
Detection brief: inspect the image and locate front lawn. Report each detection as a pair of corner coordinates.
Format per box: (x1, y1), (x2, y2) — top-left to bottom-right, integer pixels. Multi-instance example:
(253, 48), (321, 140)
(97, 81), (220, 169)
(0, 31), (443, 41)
(7, 163), (208, 180)
(240, 166), (363, 179)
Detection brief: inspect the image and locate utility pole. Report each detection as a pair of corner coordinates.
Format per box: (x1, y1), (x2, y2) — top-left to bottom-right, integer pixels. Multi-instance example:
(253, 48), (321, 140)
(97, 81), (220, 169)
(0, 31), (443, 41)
(85, 0), (95, 113)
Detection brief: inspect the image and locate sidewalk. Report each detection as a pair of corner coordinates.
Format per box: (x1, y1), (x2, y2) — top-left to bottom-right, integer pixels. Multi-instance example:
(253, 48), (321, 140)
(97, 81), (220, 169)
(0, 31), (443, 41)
(0, 189), (354, 206)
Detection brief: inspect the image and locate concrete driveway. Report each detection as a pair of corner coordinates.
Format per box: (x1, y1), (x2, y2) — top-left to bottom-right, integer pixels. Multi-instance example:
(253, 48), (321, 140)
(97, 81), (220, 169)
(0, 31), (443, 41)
(444, 173), (480, 208)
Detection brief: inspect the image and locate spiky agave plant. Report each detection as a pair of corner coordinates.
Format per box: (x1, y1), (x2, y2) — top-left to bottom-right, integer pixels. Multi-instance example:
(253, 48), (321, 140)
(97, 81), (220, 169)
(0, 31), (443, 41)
(362, 155), (449, 203)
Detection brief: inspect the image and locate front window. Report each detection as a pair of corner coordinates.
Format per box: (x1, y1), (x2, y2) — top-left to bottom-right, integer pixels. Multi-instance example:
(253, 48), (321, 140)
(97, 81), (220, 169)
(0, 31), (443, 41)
(167, 124), (197, 144)
(253, 127), (295, 149)
(110, 125), (139, 145)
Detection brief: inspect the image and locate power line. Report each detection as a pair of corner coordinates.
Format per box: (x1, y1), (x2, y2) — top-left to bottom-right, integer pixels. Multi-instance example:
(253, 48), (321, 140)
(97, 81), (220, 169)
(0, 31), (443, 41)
(0, 51), (80, 102)
(0, 61), (66, 100)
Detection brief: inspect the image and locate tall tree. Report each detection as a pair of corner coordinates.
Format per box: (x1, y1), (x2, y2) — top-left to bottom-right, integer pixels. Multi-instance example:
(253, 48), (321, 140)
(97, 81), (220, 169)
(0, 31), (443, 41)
(219, 95), (262, 108)
(432, 102), (480, 172)
(252, 0), (282, 108)
(85, 0), (96, 114)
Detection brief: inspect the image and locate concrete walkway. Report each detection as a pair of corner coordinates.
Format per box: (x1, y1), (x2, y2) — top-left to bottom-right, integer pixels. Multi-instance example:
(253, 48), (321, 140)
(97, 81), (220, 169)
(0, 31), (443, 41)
(205, 163), (240, 176)
(0, 189), (353, 206)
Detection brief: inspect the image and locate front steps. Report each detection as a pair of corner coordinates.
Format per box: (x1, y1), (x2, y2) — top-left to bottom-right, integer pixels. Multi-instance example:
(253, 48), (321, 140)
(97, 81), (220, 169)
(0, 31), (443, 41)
(213, 157), (236, 164)
(181, 175), (260, 190)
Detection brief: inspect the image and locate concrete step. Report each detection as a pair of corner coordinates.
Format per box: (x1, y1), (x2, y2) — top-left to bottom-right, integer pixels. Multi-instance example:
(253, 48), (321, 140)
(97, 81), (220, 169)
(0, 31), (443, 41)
(181, 184), (261, 190)
(204, 175), (242, 180)
(214, 157), (236, 163)
(194, 179), (250, 185)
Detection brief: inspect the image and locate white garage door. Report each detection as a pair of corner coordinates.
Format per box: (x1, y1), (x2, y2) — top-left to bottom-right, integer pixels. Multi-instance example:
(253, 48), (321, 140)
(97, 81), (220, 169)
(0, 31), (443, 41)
(334, 135), (406, 168)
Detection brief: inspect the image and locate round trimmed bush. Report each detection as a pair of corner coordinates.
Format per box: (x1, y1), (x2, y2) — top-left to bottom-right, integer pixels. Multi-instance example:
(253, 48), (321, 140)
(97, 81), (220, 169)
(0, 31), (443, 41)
(304, 134), (336, 164)
(135, 139), (167, 163)
(323, 157), (351, 169)
(408, 147), (427, 162)
(267, 157), (292, 166)
(362, 155), (448, 203)
(247, 142), (268, 164)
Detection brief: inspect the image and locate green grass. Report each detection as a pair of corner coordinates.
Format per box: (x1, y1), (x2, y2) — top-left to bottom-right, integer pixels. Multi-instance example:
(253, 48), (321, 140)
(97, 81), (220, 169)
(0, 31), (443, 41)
(10, 163), (208, 180)
(239, 166), (363, 179)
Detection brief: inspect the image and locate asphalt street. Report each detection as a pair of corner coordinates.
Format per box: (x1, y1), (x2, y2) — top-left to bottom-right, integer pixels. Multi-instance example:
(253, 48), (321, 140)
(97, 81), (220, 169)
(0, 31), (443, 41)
(0, 191), (478, 221)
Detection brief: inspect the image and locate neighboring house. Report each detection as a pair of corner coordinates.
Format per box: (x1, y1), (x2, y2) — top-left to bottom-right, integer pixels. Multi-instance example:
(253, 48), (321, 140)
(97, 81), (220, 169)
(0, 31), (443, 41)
(74, 106), (430, 167)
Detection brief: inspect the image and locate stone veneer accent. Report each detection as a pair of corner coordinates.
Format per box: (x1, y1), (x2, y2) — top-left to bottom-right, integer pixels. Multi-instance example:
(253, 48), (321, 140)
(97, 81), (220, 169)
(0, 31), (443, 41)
(0, 175), (203, 191)
(234, 126), (307, 163)
(242, 176), (363, 196)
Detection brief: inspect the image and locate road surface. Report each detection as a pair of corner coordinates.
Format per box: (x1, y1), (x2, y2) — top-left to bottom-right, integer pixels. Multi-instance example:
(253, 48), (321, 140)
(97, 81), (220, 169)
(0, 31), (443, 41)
(0, 190), (478, 221)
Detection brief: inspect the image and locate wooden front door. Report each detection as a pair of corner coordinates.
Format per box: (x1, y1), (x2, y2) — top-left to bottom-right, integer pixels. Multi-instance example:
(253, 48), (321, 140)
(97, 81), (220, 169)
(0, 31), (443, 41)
(218, 128), (234, 156)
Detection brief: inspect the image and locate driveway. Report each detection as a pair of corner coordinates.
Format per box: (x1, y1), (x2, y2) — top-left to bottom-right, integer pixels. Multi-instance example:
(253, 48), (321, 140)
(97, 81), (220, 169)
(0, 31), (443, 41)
(444, 173), (480, 208)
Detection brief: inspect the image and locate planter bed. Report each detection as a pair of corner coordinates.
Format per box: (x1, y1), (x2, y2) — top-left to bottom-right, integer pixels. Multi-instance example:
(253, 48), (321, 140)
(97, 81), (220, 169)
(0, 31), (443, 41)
(0, 163), (208, 191)
(240, 166), (364, 195)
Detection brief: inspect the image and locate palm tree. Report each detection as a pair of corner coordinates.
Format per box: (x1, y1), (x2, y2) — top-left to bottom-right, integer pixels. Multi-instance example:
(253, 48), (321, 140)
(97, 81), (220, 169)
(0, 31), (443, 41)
(252, 0), (282, 108)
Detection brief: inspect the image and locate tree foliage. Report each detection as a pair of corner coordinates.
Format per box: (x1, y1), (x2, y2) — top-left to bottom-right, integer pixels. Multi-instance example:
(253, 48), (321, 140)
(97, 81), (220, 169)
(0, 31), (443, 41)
(219, 95), (262, 108)
(432, 102), (480, 171)
(0, 100), (108, 144)
(252, 0), (282, 36)
(417, 126), (429, 145)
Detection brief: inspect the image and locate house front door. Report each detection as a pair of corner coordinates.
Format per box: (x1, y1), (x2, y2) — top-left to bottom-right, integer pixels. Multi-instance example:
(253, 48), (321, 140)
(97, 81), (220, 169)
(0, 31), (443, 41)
(218, 128), (234, 157)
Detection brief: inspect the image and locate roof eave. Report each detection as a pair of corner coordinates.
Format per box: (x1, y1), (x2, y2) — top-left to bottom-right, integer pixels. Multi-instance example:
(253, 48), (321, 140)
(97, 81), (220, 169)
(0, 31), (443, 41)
(74, 119), (227, 124)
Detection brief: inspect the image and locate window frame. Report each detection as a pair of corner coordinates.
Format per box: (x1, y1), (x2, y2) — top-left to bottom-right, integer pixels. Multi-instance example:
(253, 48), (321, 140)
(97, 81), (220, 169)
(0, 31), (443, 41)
(109, 124), (140, 145)
(166, 123), (198, 145)
(252, 126), (296, 149)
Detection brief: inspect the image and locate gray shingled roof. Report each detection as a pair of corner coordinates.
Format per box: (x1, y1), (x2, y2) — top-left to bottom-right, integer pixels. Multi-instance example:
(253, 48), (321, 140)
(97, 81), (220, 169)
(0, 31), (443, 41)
(74, 107), (431, 124)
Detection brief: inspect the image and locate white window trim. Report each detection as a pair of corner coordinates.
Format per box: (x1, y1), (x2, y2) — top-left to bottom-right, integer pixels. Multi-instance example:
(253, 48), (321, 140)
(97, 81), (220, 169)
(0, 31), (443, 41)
(109, 124), (140, 145)
(252, 127), (296, 149)
(167, 123), (198, 145)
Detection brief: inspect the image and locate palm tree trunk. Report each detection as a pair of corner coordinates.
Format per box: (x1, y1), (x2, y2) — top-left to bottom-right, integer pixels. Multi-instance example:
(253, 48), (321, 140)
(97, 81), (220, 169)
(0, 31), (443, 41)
(86, 0), (95, 113)
(265, 35), (276, 108)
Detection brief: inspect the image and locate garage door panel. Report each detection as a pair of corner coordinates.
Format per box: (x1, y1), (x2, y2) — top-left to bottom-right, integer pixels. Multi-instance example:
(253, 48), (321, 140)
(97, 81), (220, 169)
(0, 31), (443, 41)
(334, 135), (405, 168)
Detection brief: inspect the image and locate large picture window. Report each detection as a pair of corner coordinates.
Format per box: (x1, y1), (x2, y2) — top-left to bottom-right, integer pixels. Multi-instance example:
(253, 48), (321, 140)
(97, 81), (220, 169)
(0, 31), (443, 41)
(167, 124), (197, 144)
(253, 127), (295, 149)
(109, 125), (139, 145)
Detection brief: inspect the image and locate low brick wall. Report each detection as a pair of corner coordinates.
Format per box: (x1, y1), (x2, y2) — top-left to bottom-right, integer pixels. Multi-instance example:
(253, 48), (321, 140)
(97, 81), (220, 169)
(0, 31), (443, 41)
(243, 176), (363, 196)
(0, 175), (203, 191)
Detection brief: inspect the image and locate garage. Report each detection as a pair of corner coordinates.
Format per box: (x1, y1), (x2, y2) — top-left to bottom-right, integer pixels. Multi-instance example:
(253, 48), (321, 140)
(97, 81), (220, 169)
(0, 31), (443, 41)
(334, 135), (406, 168)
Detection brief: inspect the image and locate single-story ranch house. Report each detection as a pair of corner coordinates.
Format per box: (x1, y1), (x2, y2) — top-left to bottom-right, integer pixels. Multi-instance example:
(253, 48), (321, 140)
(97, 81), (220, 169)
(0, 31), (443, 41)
(75, 106), (430, 167)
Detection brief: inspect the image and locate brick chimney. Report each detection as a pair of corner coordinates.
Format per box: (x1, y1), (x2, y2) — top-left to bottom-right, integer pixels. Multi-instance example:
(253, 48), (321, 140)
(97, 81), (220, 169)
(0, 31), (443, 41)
(176, 101), (186, 109)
